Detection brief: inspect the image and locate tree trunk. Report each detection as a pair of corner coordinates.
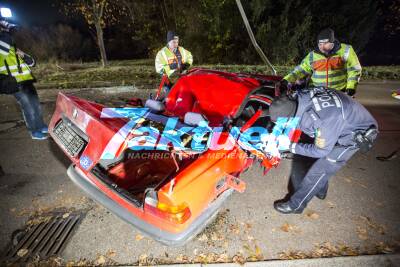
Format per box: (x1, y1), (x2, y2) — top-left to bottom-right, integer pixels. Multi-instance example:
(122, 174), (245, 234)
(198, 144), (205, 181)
(95, 23), (108, 67)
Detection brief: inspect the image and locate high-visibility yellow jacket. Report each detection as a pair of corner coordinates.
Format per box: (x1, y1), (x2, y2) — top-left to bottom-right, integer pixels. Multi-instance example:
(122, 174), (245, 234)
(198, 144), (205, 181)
(0, 36), (35, 83)
(284, 43), (362, 91)
(155, 46), (193, 77)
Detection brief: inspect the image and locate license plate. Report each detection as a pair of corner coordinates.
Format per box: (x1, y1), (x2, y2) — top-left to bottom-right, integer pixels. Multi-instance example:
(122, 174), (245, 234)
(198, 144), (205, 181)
(53, 120), (86, 156)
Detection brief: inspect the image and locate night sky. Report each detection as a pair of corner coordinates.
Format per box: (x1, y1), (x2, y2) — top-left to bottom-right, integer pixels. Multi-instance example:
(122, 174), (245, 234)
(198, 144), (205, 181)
(1, 0), (62, 26)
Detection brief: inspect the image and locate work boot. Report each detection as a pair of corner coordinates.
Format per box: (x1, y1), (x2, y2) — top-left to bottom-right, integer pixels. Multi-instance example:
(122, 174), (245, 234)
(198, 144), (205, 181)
(273, 201), (303, 214)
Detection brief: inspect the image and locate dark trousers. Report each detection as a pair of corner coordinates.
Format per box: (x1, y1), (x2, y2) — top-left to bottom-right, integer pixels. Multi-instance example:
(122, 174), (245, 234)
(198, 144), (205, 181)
(13, 83), (47, 132)
(288, 145), (359, 211)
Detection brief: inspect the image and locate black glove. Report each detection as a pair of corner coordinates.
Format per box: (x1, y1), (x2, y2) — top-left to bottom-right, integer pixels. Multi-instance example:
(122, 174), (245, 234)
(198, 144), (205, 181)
(279, 79), (289, 95)
(181, 63), (190, 71)
(346, 88), (356, 97)
(169, 63), (178, 70)
(280, 151), (294, 159)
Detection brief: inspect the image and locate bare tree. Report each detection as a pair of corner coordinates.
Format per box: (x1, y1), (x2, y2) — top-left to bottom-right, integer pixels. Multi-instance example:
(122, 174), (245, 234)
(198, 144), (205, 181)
(62, 0), (119, 67)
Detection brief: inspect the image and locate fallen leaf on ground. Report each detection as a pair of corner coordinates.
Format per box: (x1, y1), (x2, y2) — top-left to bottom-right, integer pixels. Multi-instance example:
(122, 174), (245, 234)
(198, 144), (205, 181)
(338, 244), (359, 256)
(306, 211), (319, 219)
(138, 254), (150, 265)
(198, 233), (208, 241)
(280, 222), (294, 232)
(67, 259), (89, 267)
(94, 255), (106, 265)
(135, 234), (144, 241)
(175, 254), (189, 263)
(229, 224), (241, 234)
(278, 250), (308, 260)
(210, 232), (224, 241)
(232, 253), (246, 264)
(247, 235), (255, 241)
(245, 223), (252, 229)
(358, 216), (386, 235)
(344, 177), (353, 183)
(327, 201), (336, 208)
(62, 213), (70, 219)
(17, 248), (28, 257)
(215, 253), (229, 262)
(106, 249), (116, 258)
(356, 227), (368, 240)
(376, 242), (394, 254)
(357, 182), (368, 189)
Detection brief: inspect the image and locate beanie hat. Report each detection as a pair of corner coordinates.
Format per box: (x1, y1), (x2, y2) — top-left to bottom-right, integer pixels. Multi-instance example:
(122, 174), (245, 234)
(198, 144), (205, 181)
(167, 31), (178, 43)
(317, 28), (335, 43)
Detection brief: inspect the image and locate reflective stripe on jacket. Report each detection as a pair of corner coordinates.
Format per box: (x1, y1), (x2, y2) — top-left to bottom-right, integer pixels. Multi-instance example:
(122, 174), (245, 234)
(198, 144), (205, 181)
(155, 46), (193, 77)
(0, 37), (34, 83)
(284, 43), (362, 91)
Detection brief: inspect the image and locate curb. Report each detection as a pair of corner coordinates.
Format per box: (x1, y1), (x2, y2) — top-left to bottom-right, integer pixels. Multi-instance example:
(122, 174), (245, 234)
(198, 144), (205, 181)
(130, 254), (400, 267)
(359, 80), (400, 85)
(37, 85), (139, 97)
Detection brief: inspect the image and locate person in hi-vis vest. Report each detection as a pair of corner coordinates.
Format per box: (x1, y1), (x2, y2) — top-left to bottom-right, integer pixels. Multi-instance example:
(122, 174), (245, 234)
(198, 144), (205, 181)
(155, 31), (193, 94)
(0, 16), (48, 140)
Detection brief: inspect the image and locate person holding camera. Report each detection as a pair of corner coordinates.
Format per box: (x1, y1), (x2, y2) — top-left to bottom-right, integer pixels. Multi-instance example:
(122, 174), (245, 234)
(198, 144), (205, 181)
(0, 17), (48, 140)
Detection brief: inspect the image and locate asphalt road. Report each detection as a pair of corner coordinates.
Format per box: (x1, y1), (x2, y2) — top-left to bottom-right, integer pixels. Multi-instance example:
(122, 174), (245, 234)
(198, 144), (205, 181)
(0, 81), (399, 265)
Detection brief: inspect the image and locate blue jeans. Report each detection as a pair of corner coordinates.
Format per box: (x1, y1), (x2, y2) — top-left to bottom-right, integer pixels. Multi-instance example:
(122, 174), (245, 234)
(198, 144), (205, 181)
(13, 83), (47, 132)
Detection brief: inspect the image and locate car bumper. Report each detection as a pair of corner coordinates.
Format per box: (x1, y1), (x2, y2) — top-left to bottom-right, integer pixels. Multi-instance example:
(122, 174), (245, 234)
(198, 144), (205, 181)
(67, 164), (233, 246)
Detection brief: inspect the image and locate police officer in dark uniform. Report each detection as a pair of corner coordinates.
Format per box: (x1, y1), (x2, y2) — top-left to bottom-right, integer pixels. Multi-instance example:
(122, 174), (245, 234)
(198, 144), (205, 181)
(269, 88), (378, 214)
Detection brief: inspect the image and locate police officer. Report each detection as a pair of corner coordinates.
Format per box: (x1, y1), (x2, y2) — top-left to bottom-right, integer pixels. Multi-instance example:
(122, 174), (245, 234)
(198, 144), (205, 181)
(155, 31), (193, 94)
(0, 18), (48, 140)
(281, 29), (362, 97)
(269, 88), (378, 214)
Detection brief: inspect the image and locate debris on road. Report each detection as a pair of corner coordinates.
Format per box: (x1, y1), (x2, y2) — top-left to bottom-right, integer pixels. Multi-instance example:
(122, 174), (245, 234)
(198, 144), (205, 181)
(376, 147), (399, 161)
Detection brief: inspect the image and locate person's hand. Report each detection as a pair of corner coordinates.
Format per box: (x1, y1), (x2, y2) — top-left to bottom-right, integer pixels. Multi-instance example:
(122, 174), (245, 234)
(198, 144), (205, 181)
(278, 79), (289, 95)
(16, 49), (24, 58)
(280, 151), (294, 159)
(181, 63), (190, 71)
(169, 63), (178, 70)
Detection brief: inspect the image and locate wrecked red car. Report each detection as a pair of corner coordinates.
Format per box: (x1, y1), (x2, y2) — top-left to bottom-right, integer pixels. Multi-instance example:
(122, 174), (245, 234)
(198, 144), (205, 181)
(49, 68), (299, 246)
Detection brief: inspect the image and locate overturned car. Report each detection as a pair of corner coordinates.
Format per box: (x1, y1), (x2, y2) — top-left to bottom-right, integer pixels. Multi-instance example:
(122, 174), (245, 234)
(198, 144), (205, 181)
(49, 68), (301, 246)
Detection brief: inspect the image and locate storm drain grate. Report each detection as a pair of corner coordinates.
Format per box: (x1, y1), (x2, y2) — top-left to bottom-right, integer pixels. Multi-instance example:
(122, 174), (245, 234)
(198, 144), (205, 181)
(1, 210), (86, 263)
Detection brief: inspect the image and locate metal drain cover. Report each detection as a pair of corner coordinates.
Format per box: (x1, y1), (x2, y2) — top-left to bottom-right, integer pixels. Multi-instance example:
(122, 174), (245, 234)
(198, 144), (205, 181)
(1, 210), (86, 263)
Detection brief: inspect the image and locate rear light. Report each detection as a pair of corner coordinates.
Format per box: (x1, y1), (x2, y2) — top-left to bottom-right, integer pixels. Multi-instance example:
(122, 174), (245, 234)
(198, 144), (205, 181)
(145, 194), (191, 224)
(157, 202), (191, 223)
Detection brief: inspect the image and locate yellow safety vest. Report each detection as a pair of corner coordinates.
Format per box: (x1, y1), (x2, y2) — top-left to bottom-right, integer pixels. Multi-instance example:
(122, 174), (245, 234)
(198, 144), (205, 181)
(0, 40), (34, 83)
(155, 46), (193, 77)
(284, 43), (362, 91)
